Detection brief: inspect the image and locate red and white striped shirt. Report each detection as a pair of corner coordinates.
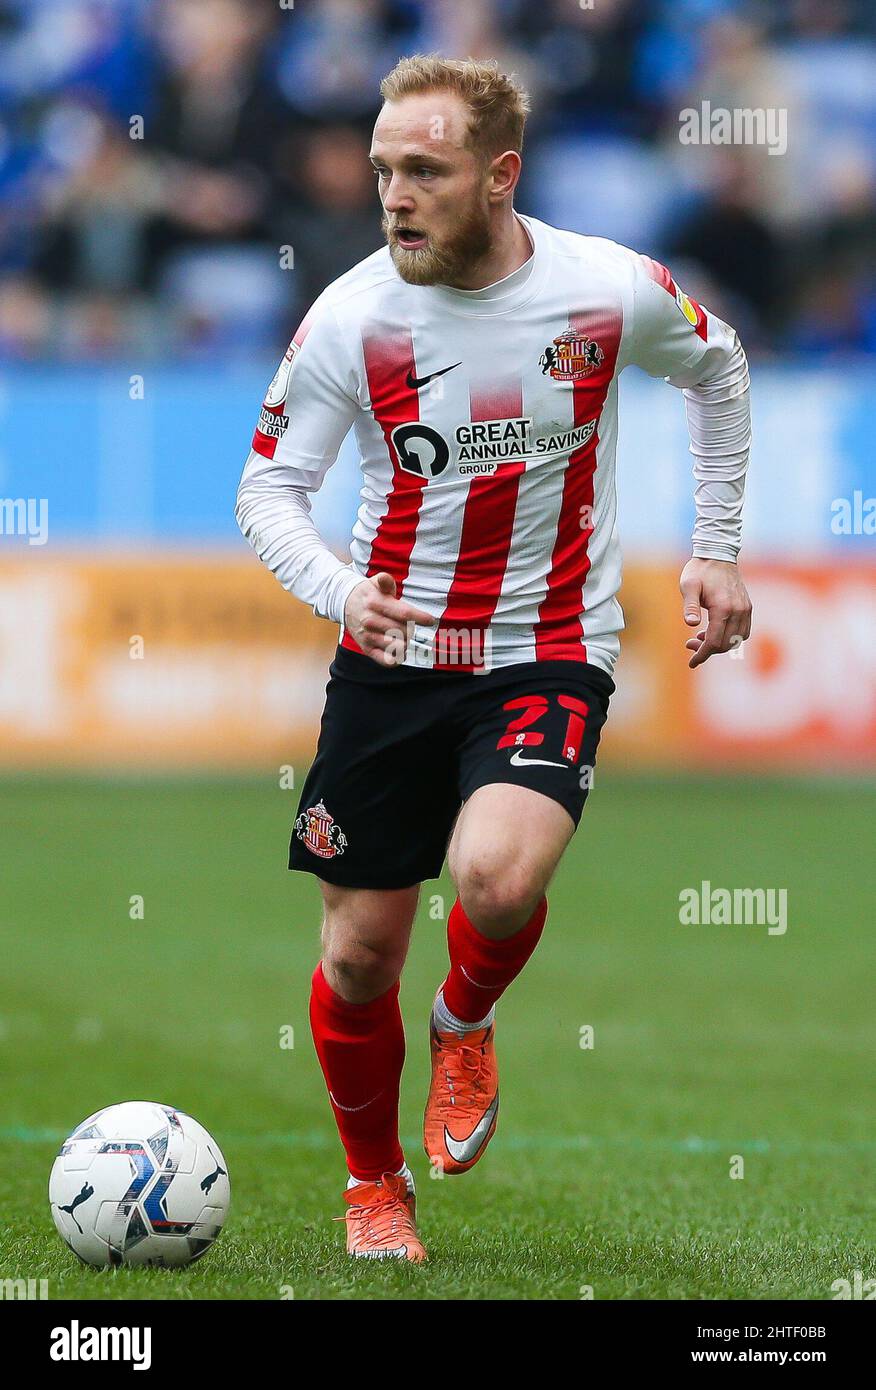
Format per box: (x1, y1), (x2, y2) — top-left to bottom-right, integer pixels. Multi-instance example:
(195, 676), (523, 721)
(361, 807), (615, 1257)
(237, 215), (750, 674)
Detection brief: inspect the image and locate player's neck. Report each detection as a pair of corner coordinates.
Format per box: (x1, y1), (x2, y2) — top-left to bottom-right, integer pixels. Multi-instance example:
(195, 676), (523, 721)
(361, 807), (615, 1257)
(444, 212), (532, 292)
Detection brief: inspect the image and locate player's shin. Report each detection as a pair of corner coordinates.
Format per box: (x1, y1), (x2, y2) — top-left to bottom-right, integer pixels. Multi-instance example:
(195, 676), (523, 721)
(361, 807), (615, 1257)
(309, 963), (405, 1181)
(439, 895), (548, 1027)
(425, 898), (547, 1175)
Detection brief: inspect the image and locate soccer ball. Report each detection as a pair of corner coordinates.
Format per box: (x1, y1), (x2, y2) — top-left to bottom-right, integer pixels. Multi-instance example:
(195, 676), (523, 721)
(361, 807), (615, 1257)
(49, 1101), (230, 1268)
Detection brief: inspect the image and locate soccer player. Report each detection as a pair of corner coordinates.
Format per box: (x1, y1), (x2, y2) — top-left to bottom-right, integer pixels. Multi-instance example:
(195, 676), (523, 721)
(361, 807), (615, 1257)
(236, 55), (752, 1262)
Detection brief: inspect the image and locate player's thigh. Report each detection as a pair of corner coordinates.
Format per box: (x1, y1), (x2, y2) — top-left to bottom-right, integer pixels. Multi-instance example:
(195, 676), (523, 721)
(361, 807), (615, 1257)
(289, 648), (458, 891)
(318, 881), (420, 1002)
(449, 661), (614, 931)
(448, 783), (573, 929)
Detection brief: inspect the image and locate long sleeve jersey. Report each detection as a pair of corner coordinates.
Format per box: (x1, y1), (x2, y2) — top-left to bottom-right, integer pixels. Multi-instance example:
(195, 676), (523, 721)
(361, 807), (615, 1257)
(236, 214), (750, 674)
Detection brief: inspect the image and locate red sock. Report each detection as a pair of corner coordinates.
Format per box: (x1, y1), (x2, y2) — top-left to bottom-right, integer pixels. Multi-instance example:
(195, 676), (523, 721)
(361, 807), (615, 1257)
(441, 896), (548, 1024)
(309, 963), (405, 1182)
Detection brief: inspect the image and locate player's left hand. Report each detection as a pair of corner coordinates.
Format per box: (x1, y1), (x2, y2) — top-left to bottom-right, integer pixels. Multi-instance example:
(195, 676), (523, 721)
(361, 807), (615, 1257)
(679, 558), (752, 669)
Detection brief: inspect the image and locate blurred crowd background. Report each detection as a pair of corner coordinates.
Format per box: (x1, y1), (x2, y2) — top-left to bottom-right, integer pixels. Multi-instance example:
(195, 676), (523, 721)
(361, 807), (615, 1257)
(1, 0), (874, 774)
(1, 0), (875, 363)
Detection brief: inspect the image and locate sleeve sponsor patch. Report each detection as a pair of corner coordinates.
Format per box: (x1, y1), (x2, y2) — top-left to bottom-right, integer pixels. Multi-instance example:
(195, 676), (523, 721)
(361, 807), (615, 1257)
(263, 339), (300, 408)
(256, 403), (289, 440)
(640, 255), (708, 341)
(251, 341), (299, 457)
(673, 285), (707, 339)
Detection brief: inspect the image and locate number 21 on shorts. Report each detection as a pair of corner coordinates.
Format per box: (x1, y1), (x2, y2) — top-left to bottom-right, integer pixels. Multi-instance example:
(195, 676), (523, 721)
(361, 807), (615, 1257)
(496, 694), (589, 763)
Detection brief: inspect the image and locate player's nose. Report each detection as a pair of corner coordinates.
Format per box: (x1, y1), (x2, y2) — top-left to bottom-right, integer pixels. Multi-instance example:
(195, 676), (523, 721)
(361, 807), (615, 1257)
(382, 175), (415, 214)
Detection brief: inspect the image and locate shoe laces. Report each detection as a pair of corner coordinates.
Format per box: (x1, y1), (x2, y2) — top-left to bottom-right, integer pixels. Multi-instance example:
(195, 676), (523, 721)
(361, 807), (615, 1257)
(439, 1036), (491, 1122)
(339, 1174), (414, 1251)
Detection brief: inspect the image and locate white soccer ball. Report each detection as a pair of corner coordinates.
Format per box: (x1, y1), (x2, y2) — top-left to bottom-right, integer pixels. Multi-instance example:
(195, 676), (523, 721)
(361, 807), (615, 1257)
(49, 1101), (230, 1268)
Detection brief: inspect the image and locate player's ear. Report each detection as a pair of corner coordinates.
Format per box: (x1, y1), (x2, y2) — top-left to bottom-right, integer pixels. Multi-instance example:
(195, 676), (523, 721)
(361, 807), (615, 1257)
(487, 149), (522, 203)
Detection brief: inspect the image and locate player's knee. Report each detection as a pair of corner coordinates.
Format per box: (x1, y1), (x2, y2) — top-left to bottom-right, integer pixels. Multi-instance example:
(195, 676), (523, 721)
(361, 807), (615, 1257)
(455, 853), (543, 937)
(321, 932), (403, 1004)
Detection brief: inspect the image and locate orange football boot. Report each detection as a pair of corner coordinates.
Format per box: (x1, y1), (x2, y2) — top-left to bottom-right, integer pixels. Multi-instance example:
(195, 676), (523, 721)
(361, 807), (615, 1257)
(424, 1015), (499, 1175)
(341, 1173), (427, 1262)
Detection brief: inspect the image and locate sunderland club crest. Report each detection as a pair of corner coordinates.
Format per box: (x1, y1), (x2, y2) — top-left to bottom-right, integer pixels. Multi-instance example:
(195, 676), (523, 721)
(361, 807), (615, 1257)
(294, 800), (348, 859)
(539, 329), (604, 381)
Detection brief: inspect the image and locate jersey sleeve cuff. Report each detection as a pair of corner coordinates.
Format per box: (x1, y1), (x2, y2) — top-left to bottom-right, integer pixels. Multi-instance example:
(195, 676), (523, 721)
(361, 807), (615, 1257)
(691, 543), (740, 563)
(325, 565), (368, 625)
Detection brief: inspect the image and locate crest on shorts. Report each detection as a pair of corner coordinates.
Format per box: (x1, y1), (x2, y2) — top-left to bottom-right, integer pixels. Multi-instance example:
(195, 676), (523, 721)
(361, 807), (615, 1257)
(294, 800), (348, 859)
(539, 329), (604, 381)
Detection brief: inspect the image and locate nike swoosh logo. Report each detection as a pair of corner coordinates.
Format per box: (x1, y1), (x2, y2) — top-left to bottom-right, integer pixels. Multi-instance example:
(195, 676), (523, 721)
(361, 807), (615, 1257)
(329, 1090), (381, 1113)
(406, 362), (461, 390)
(444, 1093), (499, 1165)
(354, 1246), (409, 1260)
(509, 749), (571, 770)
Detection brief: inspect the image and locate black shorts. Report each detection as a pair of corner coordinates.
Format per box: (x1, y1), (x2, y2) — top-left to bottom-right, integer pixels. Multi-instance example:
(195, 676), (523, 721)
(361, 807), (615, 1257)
(289, 646), (614, 890)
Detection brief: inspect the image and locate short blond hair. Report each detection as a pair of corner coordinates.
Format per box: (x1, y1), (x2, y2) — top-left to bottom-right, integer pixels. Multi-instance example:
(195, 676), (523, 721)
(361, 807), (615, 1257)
(379, 54), (530, 162)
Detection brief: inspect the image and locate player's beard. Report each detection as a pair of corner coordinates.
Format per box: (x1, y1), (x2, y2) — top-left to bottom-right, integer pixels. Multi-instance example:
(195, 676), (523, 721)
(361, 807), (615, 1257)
(383, 200), (493, 287)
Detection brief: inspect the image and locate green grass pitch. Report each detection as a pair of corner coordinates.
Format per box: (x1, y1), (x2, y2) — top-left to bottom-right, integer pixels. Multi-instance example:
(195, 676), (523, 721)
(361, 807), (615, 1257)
(1, 774), (873, 1300)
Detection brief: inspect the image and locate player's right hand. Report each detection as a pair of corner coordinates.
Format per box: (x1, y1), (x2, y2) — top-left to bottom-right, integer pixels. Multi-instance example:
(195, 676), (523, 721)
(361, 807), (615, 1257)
(343, 572), (435, 667)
